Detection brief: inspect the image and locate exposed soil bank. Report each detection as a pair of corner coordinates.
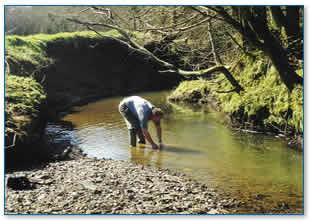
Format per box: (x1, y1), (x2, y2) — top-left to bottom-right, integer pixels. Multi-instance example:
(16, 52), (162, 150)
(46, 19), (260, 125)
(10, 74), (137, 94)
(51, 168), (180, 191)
(5, 32), (183, 167)
(44, 36), (182, 114)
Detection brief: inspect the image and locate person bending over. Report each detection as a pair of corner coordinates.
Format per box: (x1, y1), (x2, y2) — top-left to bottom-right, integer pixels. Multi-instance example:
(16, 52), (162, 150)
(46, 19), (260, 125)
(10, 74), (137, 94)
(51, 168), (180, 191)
(119, 96), (163, 149)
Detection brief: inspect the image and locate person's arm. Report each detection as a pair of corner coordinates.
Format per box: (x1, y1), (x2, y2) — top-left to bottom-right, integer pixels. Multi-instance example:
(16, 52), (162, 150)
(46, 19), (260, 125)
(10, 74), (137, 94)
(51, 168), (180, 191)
(155, 125), (163, 148)
(141, 128), (159, 149)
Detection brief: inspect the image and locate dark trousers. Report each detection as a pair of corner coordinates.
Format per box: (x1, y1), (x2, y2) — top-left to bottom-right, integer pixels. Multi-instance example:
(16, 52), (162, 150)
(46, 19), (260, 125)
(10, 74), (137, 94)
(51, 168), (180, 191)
(119, 103), (146, 146)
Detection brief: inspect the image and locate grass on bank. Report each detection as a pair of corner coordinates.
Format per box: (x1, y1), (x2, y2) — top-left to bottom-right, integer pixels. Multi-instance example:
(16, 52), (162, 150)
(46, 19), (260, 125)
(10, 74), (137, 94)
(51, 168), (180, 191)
(5, 30), (126, 76)
(5, 30), (127, 146)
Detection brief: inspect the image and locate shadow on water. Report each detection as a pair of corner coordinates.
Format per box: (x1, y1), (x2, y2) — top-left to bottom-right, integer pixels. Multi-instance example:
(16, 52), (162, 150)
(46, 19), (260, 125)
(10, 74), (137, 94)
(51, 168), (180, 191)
(152, 144), (202, 154)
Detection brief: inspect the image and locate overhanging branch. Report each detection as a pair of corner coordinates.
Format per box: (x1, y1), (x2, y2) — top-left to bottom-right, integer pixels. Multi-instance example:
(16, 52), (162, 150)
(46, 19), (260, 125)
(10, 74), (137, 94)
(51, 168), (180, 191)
(178, 65), (244, 94)
(66, 17), (174, 69)
(67, 17), (243, 94)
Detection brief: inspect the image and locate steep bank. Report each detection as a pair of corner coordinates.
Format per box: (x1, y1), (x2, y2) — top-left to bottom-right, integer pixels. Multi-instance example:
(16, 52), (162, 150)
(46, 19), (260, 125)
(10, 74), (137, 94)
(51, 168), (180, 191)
(43, 32), (182, 114)
(168, 53), (303, 150)
(5, 75), (48, 166)
(5, 31), (182, 166)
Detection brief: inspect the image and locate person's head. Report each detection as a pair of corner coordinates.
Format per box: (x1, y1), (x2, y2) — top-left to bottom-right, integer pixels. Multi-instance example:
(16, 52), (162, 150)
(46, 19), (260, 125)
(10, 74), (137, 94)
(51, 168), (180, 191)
(151, 107), (163, 123)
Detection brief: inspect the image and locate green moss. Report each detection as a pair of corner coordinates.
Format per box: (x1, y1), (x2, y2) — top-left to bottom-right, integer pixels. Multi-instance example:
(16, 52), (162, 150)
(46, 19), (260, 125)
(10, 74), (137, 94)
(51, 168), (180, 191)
(168, 79), (209, 102)
(5, 30), (127, 77)
(212, 53), (303, 133)
(6, 35), (52, 75)
(5, 30), (143, 146)
(170, 52), (303, 134)
(5, 75), (46, 139)
(5, 75), (46, 110)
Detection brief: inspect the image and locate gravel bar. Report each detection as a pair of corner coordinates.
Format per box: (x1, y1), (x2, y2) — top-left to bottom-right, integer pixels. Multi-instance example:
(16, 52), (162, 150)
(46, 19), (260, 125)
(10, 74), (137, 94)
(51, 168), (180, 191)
(5, 157), (236, 214)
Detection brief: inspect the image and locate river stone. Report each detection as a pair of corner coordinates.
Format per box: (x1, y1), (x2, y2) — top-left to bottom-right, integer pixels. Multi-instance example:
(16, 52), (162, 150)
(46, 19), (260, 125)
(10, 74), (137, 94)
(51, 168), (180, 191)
(6, 176), (36, 190)
(5, 158), (236, 214)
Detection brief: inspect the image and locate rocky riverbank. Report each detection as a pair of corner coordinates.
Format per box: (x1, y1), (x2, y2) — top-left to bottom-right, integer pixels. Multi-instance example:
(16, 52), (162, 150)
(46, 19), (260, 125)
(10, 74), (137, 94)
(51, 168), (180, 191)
(5, 155), (240, 215)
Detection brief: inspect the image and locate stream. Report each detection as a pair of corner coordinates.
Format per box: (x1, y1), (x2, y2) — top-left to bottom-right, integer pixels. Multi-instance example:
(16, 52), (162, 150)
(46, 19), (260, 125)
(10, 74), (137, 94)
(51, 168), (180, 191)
(46, 90), (303, 213)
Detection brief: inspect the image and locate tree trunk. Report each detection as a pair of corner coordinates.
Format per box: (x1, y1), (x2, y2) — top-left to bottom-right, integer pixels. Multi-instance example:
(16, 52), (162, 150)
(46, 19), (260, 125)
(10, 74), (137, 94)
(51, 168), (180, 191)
(285, 6), (301, 39)
(270, 6), (301, 39)
(209, 6), (303, 91)
(247, 7), (303, 91)
(262, 31), (303, 91)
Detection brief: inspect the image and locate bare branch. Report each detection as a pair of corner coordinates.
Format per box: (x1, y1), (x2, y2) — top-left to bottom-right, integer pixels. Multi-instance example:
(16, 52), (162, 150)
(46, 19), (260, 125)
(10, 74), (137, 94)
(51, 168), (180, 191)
(178, 65), (244, 94)
(190, 6), (225, 22)
(66, 15), (243, 94)
(140, 16), (211, 36)
(177, 17), (211, 32)
(5, 133), (17, 149)
(136, 14), (200, 32)
(91, 6), (111, 18)
(134, 7), (154, 20)
(109, 8), (132, 28)
(76, 7), (92, 15)
(216, 88), (238, 93)
(207, 11), (223, 65)
(66, 17), (174, 69)
(5, 59), (10, 74)
(225, 31), (248, 54)
(144, 23), (172, 35)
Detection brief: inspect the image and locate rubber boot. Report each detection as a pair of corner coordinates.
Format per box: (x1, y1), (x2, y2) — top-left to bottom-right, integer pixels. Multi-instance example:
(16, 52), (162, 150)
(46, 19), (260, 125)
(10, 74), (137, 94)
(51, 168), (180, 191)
(137, 129), (146, 145)
(128, 129), (137, 147)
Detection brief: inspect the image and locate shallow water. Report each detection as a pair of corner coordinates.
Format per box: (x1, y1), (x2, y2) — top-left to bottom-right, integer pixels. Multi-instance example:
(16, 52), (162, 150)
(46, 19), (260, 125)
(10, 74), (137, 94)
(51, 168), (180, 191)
(47, 90), (303, 213)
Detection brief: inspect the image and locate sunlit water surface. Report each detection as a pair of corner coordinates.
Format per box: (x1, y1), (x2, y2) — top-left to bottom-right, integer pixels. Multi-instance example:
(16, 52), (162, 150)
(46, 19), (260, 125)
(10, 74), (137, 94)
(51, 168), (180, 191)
(46, 91), (303, 213)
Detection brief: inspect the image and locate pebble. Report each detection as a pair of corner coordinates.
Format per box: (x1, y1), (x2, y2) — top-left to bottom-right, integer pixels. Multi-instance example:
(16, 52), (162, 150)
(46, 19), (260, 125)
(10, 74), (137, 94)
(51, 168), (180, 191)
(5, 158), (234, 214)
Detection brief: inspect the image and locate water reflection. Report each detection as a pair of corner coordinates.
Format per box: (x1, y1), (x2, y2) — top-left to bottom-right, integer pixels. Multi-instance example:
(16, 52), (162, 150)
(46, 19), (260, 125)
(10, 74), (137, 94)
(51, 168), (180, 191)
(130, 145), (163, 168)
(47, 90), (303, 213)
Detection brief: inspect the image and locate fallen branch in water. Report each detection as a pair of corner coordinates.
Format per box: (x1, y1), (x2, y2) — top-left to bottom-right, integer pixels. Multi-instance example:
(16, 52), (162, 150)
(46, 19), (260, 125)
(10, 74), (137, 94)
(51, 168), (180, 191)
(232, 128), (263, 134)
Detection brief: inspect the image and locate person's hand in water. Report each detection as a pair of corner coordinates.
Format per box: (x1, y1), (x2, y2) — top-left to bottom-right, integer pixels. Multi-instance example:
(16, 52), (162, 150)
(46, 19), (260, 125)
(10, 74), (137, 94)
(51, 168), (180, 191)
(151, 143), (159, 149)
